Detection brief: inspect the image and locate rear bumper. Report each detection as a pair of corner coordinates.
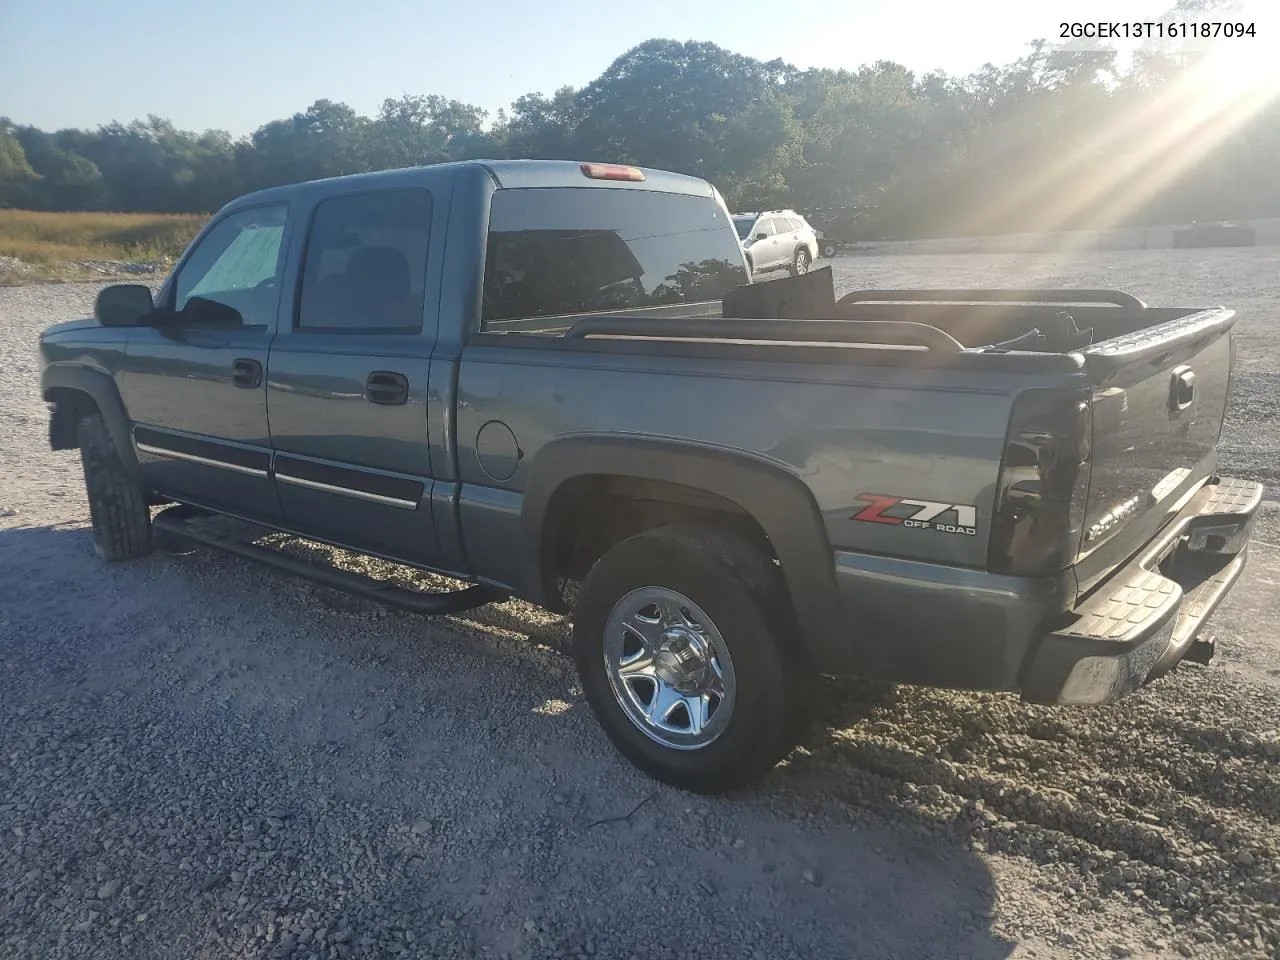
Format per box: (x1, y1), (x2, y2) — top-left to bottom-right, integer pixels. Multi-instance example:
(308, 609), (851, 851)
(1020, 475), (1262, 705)
(825, 475), (1261, 700)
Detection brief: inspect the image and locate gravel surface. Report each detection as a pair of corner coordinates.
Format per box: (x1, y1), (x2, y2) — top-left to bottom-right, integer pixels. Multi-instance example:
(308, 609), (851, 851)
(0, 258), (169, 287)
(2, 248), (1279, 960)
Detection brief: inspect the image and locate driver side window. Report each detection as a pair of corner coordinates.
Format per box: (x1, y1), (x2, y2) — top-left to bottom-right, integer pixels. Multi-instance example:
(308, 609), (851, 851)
(173, 203), (288, 326)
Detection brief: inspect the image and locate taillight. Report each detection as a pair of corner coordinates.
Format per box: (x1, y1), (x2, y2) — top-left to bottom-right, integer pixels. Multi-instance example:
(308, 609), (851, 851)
(987, 387), (1092, 576)
(580, 163), (645, 182)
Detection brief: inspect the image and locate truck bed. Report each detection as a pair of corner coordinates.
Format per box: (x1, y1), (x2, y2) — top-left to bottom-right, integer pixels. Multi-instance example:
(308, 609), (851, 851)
(474, 278), (1236, 603)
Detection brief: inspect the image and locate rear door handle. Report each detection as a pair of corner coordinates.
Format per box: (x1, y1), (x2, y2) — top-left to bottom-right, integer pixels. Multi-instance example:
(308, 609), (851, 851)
(366, 371), (409, 406)
(231, 358), (262, 388)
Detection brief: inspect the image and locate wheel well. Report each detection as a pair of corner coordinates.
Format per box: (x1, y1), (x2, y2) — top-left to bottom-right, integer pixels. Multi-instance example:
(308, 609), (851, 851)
(44, 387), (99, 450)
(541, 475), (776, 594)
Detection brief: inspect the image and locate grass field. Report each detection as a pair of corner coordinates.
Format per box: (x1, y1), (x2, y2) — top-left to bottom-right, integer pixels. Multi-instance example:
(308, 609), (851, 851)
(0, 209), (206, 279)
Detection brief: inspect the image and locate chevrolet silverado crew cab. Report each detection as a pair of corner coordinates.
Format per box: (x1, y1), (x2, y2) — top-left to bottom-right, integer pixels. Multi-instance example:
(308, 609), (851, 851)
(38, 159), (1261, 793)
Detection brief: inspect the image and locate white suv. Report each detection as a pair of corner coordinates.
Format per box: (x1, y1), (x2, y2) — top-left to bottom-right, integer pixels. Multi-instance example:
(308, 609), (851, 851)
(731, 210), (819, 277)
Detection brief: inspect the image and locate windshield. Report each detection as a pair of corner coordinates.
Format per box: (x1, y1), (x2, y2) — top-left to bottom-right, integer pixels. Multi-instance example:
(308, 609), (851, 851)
(732, 216), (755, 240)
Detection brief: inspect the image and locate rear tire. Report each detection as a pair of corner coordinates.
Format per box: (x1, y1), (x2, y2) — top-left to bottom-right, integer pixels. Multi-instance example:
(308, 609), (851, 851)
(791, 247), (812, 275)
(821, 241), (838, 259)
(572, 523), (811, 793)
(77, 412), (152, 561)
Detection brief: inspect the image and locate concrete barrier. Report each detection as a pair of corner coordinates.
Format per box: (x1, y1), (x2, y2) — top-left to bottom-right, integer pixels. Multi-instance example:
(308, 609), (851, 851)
(1173, 224), (1257, 248)
(850, 218), (1280, 256)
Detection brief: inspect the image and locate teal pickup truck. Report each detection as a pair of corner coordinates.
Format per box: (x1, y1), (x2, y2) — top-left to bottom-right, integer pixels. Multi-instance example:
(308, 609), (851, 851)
(38, 159), (1262, 792)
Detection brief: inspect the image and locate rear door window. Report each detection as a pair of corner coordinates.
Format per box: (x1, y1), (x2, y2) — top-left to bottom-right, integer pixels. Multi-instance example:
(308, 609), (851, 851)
(482, 187), (749, 328)
(296, 188), (432, 334)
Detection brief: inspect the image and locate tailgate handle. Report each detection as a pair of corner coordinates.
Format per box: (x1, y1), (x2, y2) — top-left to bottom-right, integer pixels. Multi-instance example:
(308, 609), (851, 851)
(1170, 365), (1195, 412)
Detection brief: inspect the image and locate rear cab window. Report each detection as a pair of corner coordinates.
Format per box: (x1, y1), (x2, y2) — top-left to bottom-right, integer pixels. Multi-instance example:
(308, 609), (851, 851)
(481, 187), (749, 331)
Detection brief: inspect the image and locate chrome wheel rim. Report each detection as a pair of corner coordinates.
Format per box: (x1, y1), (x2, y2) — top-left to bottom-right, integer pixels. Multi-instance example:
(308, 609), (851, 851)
(796, 250), (810, 273)
(602, 587), (736, 751)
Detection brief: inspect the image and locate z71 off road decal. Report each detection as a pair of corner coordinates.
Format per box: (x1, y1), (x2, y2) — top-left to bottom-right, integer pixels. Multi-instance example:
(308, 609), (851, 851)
(852, 494), (978, 536)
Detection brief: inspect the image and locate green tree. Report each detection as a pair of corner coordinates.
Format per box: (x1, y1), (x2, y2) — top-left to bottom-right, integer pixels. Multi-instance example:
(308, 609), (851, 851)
(0, 120), (39, 206)
(501, 87), (583, 160)
(6, 32), (1279, 230)
(56, 116), (239, 213)
(572, 40), (794, 186)
(241, 100), (374, 192)
(371, 94), (489, 169)
(11, 127), (110, 210)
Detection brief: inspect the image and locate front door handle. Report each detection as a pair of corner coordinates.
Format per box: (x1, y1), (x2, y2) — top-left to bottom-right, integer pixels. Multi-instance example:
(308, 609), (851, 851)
(231, 358), (262, 388)
(366, 371), (409, 406)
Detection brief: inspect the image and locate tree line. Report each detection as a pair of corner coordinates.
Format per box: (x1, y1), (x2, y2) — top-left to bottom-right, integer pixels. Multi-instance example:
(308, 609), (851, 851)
(2, 32), (1277, 240)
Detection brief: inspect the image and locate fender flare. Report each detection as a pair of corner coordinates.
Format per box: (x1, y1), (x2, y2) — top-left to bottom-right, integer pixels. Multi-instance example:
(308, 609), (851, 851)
(41, 364), (138, 475)
(519, 436), (844, 665)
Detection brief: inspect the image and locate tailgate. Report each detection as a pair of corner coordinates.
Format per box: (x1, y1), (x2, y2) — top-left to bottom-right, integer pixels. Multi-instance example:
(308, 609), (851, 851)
(1074, 307), (1236, 592)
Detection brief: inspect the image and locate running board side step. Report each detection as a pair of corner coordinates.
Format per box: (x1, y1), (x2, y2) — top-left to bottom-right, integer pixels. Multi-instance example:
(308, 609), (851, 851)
(152, 506), (508, 615)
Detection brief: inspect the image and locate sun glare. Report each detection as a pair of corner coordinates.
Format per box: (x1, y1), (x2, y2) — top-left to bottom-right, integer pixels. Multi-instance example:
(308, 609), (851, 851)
(1198, 43), (1280, 103)
(945, 30), (1280, 242)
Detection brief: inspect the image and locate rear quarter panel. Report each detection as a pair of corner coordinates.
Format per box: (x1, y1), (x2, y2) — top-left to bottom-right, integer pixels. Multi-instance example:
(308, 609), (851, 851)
(455, 340), (1054, 577)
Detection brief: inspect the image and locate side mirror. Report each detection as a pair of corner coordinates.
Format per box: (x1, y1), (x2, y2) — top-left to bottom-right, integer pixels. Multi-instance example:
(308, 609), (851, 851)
(754, 232), (768, 242)
(94, 284), (154, 327)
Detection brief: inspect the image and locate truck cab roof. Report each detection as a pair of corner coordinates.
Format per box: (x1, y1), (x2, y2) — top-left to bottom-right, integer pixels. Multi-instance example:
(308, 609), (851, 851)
(221, 159), (716, 216)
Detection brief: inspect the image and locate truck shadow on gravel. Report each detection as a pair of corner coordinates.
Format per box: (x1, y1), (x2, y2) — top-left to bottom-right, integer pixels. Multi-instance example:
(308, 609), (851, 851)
(0, 524), (1027, 960)
(10, 518), (1280, 956)
(6, 520), (1280, 959)
(12, 520), (1280, 957)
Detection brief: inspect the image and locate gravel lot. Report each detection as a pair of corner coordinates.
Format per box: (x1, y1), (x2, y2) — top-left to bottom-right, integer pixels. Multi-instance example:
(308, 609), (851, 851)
(2, 248), (1279, 960)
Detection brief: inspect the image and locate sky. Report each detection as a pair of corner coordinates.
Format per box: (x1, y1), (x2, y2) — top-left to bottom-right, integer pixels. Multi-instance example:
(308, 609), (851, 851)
(0, 0), (1271, 136)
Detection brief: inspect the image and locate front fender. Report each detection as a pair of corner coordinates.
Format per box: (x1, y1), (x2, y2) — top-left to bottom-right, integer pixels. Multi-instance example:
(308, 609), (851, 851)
(41, 364), (137, 473)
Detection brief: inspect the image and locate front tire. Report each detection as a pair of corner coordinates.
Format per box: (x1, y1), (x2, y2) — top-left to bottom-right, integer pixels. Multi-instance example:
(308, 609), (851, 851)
(821, 241), (838, 259)
(572, 524), (809, 793)
(77, 412), (152, 561)
(791, 247), (812, 275)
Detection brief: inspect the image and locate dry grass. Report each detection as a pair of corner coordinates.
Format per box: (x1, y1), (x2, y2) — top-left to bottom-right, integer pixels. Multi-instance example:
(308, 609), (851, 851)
(0, 209), (206, 269)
